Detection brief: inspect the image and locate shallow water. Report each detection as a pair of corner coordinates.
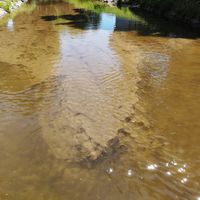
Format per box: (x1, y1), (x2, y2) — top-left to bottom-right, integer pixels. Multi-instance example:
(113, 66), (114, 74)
(0, 1), (200, 200)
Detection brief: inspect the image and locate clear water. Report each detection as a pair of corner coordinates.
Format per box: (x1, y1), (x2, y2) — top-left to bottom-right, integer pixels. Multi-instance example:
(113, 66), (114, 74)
(0, 2), (200, 200)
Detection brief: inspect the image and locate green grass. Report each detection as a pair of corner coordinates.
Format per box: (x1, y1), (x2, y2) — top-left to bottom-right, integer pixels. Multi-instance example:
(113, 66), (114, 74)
(0, 2), (36, 25)
(65, 0), (146, 23)
(9, 2), (36, 17)
(0, 0), (22, 13)
(0, 0), (12, 12)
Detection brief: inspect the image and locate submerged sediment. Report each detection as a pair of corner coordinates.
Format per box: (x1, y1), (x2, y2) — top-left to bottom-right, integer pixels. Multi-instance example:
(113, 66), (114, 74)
(0, 1), (200, 199)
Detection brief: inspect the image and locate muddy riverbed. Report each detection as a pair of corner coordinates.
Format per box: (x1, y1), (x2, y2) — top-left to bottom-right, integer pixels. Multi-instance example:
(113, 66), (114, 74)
(0, 1), (200, 200)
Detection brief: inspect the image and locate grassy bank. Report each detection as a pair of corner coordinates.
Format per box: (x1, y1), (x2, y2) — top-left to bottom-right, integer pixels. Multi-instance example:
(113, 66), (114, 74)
(0, 0), (12, 12)
(0, 1), (35, 25)
(134, 0), (200, 26)
(65, 0), (145, 23)
(65, 0), (200, 27)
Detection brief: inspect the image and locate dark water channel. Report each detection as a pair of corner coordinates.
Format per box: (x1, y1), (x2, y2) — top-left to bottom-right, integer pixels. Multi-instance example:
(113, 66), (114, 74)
(0, 1), (200, 200)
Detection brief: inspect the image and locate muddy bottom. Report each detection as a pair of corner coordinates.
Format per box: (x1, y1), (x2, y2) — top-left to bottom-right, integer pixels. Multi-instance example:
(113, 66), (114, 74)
(0, 1), (200, 200)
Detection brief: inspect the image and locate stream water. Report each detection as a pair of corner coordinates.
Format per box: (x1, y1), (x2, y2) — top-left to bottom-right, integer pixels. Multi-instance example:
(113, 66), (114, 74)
(0, 1), (200, 200)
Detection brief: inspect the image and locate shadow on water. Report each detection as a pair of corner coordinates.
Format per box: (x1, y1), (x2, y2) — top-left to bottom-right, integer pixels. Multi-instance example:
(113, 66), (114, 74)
(41, 9), (101, 30)
(40, 2), (200, 39)
(128, 7), (200, 39)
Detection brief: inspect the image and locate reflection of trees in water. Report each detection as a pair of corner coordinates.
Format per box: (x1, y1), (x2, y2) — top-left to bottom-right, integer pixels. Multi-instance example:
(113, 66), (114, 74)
(39, 0), (197, 38)
(41, 8), (101, 30)
(114, 9), (200, 39)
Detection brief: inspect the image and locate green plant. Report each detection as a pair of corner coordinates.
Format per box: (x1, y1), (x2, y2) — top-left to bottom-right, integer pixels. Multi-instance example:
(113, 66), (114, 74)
(0, 0), (12, 12)
(65, 0), (146, 23)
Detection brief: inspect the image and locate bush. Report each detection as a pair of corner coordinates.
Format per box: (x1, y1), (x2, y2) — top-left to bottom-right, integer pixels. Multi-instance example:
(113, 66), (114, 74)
(135, 0), (200, 20)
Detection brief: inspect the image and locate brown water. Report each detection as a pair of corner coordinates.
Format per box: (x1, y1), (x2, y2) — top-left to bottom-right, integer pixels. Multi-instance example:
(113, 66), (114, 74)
(0, 2), (200, 200)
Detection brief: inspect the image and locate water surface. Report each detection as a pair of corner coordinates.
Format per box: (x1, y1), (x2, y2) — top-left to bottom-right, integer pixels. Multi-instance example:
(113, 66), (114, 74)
(0, 1), (200, 200)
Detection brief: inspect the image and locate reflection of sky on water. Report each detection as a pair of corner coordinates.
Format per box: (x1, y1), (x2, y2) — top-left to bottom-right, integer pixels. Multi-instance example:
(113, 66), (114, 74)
(58, 29), (120, 76)
(58, 13), (120, 76)
(98, 13), (170, 87)
(6, 19), (14, 32)
(99, 13), (116, 31)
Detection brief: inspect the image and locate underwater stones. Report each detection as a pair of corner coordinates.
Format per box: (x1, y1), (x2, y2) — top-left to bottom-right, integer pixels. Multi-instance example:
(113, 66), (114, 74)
(125, 116), (132, 122)
(80, 135), (128, 167)
(117, 128), (130, 137)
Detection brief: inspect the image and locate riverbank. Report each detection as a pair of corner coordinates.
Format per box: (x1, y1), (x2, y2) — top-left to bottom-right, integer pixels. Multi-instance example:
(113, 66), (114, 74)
(65, 0), (145, 22)
(0, 0), (27, 19)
